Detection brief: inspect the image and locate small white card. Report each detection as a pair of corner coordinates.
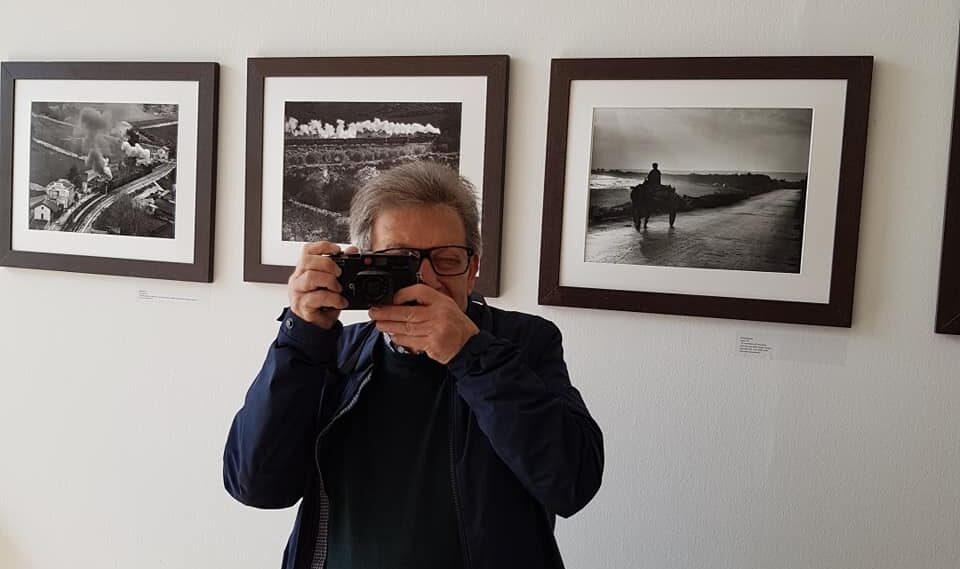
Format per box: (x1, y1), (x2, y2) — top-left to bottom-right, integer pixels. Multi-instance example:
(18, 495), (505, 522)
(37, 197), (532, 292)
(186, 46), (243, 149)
(737, 335), (774, 358)
(735, 330), (848, 365)
(137, 287), (204, 304)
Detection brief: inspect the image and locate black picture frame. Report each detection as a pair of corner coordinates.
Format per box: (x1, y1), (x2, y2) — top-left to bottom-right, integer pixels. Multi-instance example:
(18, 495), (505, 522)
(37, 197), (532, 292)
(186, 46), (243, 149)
(243, 55), (508, 297)
(0, 61), (219, 282)
(538, 56), (873, 327)
(936, 37), (960, 335)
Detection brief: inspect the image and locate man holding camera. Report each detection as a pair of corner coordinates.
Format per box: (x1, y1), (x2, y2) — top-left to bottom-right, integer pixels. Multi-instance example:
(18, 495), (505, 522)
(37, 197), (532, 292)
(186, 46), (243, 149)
(224, 161), (604, 569)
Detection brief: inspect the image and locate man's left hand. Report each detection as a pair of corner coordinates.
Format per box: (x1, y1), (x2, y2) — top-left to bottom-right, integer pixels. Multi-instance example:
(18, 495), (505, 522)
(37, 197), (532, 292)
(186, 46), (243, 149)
(368, 284), (479, 364)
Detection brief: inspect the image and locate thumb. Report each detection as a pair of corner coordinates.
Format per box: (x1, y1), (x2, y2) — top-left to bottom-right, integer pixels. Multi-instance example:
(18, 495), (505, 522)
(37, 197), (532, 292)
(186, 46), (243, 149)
(392, 284), (440, 306)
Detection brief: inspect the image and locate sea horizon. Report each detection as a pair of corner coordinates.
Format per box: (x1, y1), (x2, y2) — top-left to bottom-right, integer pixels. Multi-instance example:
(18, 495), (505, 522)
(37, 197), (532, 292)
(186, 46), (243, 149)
(592, 167), (808, 178)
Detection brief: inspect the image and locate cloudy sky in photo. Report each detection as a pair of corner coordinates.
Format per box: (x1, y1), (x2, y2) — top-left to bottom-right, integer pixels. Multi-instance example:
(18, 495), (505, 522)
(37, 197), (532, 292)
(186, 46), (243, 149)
(590, 107), (814, 173)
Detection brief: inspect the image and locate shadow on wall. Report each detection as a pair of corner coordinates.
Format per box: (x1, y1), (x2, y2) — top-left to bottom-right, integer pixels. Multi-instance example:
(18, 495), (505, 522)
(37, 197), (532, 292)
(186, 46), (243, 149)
(0, 528), (34, 569)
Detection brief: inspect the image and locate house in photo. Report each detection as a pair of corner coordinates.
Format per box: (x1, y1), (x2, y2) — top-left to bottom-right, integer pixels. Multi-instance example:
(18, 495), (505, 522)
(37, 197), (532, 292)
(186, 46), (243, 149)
(146, 197), (175, 223)
(33, 199), (63, 223)
(133, 195), (153, 211)
(44, 179), (76, 209)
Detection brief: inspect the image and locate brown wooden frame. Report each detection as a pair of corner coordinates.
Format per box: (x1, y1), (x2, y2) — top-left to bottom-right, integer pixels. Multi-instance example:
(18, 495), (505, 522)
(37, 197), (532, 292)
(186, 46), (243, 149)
(0, 61), (219, 282)
(538, 56), (873, 327)
(936, 38), (960, 334)
(244, 56), (509, 297)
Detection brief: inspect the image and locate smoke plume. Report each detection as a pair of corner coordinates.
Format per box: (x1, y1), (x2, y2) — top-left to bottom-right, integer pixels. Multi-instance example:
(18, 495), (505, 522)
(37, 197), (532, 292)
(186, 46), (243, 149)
(121, 141), (152, 164)
(285, 116), (441, 139)
(79, 107), (114, 179)
(86, 149), (113, 180)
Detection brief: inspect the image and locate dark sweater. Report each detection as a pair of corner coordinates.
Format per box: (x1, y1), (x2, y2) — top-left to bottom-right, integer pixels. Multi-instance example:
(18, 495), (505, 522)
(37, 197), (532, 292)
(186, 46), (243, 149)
(322, 339), (462, 569)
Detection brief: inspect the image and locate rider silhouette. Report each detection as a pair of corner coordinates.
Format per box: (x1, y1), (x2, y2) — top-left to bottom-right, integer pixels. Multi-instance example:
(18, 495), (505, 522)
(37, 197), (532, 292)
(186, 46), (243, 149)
(646, 162), (661, 189)
(632, 162), (677, 230)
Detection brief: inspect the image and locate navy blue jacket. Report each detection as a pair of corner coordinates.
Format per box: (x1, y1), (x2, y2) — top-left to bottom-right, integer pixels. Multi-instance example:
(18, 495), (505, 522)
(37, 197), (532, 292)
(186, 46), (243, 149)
(223, 296), (604, 569)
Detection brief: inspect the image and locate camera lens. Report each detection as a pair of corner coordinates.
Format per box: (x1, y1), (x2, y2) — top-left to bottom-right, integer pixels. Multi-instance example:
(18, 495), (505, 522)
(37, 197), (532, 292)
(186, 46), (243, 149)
(355, 272), (391, 304)
(363, 278), (385, 300)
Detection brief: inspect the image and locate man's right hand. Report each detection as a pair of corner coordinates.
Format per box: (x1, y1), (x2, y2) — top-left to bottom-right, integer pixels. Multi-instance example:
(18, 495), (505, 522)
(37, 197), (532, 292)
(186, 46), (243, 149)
(288, 241), (358, 330)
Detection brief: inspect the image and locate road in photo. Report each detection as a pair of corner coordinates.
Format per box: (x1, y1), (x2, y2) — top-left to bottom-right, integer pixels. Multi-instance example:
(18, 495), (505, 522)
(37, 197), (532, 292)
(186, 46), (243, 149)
(586, 107), (812, 273)
(28, 102), (179, 238)
(586, 188), (804, 272)
(282, 101), (462, 243)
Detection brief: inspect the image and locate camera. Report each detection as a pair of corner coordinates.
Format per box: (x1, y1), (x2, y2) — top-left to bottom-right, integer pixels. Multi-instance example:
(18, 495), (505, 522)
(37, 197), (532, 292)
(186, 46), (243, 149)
(331, 252), (420, 309)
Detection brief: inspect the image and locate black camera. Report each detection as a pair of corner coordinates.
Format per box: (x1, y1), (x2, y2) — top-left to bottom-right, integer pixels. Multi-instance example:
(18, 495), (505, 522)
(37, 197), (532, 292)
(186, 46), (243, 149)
(331, 253), (420, 309)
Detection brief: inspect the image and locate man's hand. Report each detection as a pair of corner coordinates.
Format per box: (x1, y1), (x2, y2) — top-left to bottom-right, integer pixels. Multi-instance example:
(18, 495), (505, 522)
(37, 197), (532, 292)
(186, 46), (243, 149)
(288, 241), (358, 330)
(368, 284), (479, 364)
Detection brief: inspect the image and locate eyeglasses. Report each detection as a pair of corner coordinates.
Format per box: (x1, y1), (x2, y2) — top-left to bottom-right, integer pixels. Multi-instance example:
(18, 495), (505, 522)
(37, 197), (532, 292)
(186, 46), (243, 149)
(373, 245), (475, 276)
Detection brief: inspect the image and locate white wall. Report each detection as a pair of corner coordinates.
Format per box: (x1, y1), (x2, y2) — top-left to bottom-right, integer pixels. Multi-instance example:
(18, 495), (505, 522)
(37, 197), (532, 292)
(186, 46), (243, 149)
(2, 1), (959, 568)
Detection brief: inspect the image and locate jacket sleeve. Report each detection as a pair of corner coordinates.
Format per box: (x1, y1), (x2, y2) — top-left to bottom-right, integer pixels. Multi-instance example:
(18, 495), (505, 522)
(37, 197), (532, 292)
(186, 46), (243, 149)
(223, 309), (341, 509)
(447, 317), (604, 518)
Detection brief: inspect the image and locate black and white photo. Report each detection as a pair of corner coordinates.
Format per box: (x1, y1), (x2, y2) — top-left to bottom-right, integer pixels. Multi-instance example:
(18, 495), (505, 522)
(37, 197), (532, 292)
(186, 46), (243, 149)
(0, 61), (219, 282)
(28, 102), (179, 238)
(244, 56), (508, 296)
(585, 107), (812, 273)
(539, 57), (873, 326)
(281, 101), (461, 243)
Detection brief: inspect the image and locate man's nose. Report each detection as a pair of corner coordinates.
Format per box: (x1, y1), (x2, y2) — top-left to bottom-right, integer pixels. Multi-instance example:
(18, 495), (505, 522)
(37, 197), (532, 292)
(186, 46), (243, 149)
(417, 256), (441, 287)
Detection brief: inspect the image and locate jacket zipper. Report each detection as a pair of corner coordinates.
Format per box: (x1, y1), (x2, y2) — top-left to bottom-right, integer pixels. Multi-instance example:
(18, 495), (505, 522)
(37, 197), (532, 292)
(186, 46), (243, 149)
(313, 368), (375, 473)
(307, 368), (375, 569)
(448, 374), (472, 569)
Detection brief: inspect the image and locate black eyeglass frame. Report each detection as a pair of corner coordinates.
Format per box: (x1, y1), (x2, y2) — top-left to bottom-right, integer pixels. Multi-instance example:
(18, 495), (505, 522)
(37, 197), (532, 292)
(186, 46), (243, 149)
(372, 246), (476, 276)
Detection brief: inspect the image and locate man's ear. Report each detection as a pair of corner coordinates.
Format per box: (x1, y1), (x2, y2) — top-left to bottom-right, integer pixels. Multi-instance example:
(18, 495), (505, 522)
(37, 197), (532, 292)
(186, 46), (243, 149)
(466, 254), (480, 291)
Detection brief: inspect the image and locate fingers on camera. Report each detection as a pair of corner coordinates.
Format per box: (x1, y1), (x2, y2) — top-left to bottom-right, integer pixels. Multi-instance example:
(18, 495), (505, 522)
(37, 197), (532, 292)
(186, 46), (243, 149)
(298, 254), (342, 278)
(303, 288), (348, 311)
(302, 241), (340, 257)
(294, 269), (341, 294)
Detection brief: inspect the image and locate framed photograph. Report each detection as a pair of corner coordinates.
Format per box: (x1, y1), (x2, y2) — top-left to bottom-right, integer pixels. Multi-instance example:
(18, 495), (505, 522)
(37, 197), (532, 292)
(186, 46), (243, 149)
(936, 39), (960, 335)
(0, 62), (219, 282)
(244, 56), (508, 296)
(538, 57), (873, 327)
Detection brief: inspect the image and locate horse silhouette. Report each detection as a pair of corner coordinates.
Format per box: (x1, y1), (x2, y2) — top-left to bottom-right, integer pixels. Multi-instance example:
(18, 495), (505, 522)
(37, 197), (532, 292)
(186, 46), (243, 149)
(630, 180), (680, 230)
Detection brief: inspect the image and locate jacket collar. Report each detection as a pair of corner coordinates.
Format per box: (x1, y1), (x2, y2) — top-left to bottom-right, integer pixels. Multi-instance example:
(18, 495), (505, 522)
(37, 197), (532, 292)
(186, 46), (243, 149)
(336, 321), (379, 376)
(467, 292), (492, 331)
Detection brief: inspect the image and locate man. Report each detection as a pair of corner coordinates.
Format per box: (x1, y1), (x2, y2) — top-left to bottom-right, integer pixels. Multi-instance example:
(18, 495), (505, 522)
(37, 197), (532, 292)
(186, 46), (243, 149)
(223, 161), (604, 569)
(646, 162), (662, 188)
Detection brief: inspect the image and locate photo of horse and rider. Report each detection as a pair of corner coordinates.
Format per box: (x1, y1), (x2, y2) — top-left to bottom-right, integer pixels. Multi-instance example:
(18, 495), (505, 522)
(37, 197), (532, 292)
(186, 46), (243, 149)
(585, 107), (813, 274)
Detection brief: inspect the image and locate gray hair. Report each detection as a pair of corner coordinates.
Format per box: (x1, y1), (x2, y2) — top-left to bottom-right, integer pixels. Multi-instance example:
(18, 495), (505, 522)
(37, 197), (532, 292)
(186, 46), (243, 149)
(349, 161), (482, 256)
